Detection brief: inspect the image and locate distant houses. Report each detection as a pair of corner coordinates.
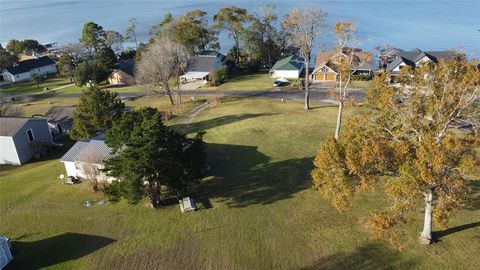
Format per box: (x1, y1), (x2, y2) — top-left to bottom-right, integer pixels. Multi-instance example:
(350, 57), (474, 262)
(1, 56), (56, 82)
(383, 48), (453, 78)
(0, 117), (54, 165)
(311, 48), (373, 82)
(181, 51), (227, 82)
(269, 55), (305, 79)
(60, 134), (114, 183)
(108, 59), (136, 86)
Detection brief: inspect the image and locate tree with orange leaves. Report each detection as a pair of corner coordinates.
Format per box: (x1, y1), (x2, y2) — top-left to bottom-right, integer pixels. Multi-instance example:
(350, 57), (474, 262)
(312, 55), (480, 247)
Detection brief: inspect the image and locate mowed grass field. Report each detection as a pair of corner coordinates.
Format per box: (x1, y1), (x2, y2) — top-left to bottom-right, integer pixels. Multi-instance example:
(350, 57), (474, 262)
(1, 98), (479, 269)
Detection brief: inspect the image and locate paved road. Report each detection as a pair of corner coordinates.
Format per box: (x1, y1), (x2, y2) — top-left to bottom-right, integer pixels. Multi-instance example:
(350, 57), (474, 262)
(2, 85), (366, 104)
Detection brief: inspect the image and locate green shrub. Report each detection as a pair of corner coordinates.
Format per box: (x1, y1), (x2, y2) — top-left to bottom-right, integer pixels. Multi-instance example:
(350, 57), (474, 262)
(210, 67), (229, 87)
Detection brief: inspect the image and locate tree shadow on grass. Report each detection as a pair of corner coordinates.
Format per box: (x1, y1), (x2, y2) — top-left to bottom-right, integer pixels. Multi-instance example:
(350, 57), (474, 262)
(172, 113), (276, 134)
(7, 233), (115, 270)
(301, 243), (416, 270)
(194, 143), (312, 208)
(432, 222), (480, 242)
(464, 180), (480, 210)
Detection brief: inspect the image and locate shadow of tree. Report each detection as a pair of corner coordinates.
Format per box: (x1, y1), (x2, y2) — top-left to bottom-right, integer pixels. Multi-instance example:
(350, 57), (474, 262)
(172, 113), (275, 134)
(433, 222), (480, 241)
(6, 233), (115, 269)
(194, 143), (312, 208)
(464, 180), (480, 210)
(301, 243), (416, 270)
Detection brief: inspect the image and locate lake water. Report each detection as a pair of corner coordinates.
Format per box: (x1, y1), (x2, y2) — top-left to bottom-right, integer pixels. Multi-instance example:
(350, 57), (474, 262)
(0, 0), (479, 58)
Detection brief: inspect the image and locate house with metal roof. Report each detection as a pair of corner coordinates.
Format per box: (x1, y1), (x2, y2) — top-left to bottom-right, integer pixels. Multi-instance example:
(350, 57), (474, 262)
(269, 55), (305, 79)
(0, 117), (54, 165)
(60, 134), (115, 182)
(108, 59), (136, 86)
(1, 56), (56, 83)
(180, 51), (227, 82)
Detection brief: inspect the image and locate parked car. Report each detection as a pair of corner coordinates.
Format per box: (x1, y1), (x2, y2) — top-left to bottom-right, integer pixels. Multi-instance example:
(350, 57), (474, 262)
(273, 78), (289, 87)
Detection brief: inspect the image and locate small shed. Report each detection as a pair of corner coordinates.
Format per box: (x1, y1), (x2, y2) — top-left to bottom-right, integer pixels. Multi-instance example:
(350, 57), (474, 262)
(269, 55), (305, 79)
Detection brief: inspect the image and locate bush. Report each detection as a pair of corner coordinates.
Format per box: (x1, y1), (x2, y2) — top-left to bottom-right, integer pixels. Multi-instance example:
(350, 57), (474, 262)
(351, 74), (371, 81)
(210, 67), (228, 87)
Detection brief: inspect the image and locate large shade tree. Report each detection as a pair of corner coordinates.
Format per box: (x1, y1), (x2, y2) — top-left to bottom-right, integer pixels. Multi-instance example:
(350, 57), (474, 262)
(70, 86), (125, 140)
(311, 56), (480, 248)
(282, 8), (328, 110)
(79, 22), (106, 53)
(0, 44), (18, 71)
(104, 107), (207, 208)
(213, 6), (251, 68)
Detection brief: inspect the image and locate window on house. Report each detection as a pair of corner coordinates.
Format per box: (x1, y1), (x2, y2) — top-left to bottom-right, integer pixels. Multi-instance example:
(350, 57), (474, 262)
(26, 129), (34, 142)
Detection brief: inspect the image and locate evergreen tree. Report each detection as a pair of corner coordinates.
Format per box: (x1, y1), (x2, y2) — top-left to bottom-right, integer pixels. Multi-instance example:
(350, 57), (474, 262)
(70, 86), (125, 140)
(104, 107), (207, 208)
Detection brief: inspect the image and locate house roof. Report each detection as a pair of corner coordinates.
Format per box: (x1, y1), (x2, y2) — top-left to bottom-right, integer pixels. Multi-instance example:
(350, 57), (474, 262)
(313, 49), (373, 74)
(385, 49), (453, 72)
(271, 55), (304, 71)
(4, 56), (55, 75)
(187, 55), (222, 73)
(60, 134), (112, 164)
(44, 106), (76, 123)
(0, 117), (46, 137)
(114, 59), (135, 77)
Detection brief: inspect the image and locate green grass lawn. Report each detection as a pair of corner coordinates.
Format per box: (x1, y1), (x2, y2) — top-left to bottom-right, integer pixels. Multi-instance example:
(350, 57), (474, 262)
(0, 76), (73, 95)
(200, 71), (290, 91)
(0, 98), (479, 269)
(350, 80), (373, 89)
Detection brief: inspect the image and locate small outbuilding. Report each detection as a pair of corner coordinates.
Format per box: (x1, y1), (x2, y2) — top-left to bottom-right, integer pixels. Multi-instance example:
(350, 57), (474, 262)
(0, 117), (54, 165)
(108, 59), (136, 86)
(60, 134), (114, 183)
(269, 55), (305, 79)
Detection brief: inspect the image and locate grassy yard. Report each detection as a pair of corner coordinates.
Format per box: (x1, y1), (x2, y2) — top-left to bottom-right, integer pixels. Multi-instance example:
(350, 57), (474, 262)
(350, 80), (373, 89)
(0, 76), (73, 95)
(200, 71), (287, 91)
(0, 98), (479, 269)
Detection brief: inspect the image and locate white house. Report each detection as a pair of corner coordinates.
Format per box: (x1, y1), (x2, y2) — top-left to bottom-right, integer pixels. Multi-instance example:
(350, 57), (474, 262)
(385, 49), (453, 74)
(60, 134), (115, 183)
(181, 51), (227, 82)
(2, 56), (56, 83)
(0, 117), (54, 165)
(269, 55), (305, 79)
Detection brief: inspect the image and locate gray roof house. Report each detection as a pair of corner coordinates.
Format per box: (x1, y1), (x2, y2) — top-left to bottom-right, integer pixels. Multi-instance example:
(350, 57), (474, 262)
(44, 106), (76, 136)
(0, 117), (54, 165)
(385, 49), (453, 74)
(60, 134), (114, 182)
(2, 56), (57, 83)
(181, 51), (226, 81)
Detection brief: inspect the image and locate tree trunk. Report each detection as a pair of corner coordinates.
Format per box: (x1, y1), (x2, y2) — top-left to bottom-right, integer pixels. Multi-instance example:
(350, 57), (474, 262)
(334, 100), (344, 140)
(304, 60), (310, 110)
(149, 182), (162, 209)
(419, 188), (434, 244)
(163, 84), (175, 105)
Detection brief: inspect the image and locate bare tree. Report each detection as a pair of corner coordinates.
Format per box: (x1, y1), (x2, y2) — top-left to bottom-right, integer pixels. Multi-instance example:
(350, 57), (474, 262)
(282, 8), (328, 110)
(136, 36), (188, 105)
(104, 30), (124, 52)
(332, 21), (359, 140)
(58, 43), (86, 64)
(125, 17), (138, 49)
(81, 148), (102, 192)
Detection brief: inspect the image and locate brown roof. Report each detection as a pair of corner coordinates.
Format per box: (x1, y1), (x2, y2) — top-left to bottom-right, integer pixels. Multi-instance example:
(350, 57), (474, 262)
(314, 49), (372, 72)
(0, 117), (46, 136)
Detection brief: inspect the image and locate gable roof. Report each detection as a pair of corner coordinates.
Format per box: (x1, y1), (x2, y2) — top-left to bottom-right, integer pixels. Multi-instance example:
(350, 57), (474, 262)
(271, 55), (304, 71)
(313, 49), (373, 74)
(0, 117), (47, 137)
(385, 49), (453, 72)
(114, 59), (135, 77)
(44, 106), (76, 123)
(4, 56), (55, 75)
(187, 55), (223, 73)
(60, 134), (112, 164)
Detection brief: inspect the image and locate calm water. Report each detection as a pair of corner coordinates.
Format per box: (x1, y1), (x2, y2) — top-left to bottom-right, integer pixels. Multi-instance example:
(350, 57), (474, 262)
(0, 0), (479, 57)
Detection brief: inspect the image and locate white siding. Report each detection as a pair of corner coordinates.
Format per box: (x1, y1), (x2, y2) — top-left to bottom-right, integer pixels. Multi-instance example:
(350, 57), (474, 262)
(0, 136), (20, 165)
(2, 64), (57, 82)
(392, 61), (407, 72)
(271, 70), (300, 79)
(64, 161), (116, 183)
(63, 161), (77, 177)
